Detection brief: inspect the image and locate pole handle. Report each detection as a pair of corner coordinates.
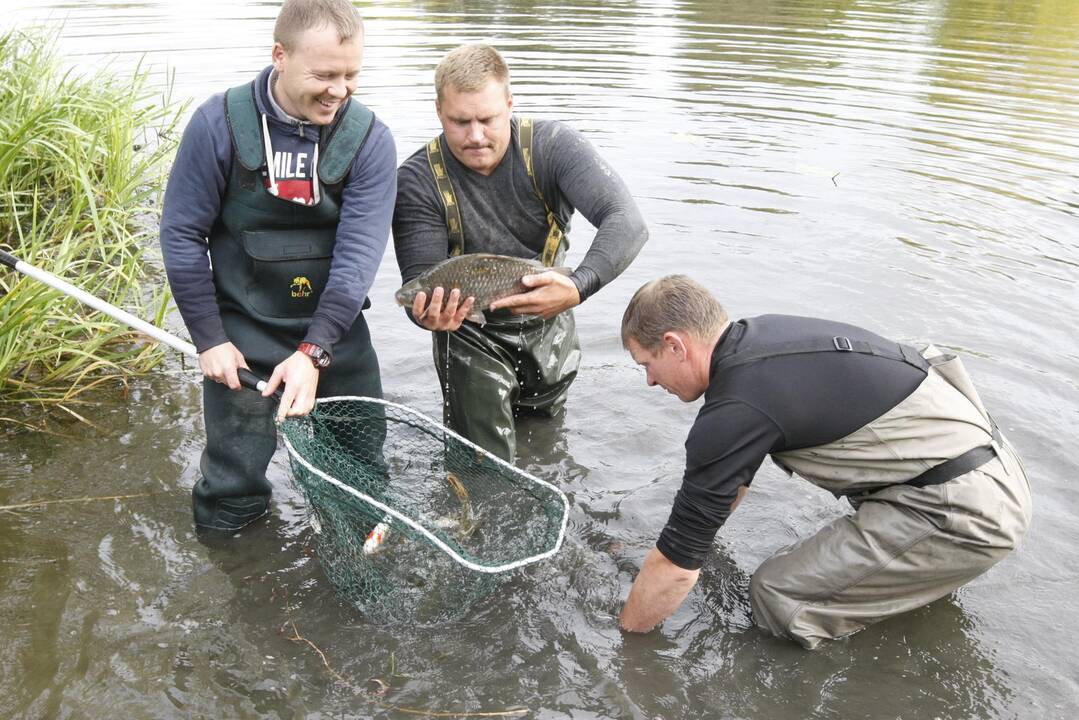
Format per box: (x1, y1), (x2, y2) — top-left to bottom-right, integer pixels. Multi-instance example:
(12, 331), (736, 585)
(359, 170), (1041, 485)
(238, 367), (278, 398)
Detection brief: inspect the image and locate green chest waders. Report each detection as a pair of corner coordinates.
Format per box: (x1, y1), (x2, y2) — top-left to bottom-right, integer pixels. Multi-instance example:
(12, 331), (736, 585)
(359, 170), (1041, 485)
(423, 119), (581, 463)
(739, 341), (1032, 648)
(193, 83), (385, 531)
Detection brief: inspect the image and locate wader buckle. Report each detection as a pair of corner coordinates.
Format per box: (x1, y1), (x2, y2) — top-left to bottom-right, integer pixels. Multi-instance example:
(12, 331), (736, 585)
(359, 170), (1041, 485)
(833, 336), (853, 351)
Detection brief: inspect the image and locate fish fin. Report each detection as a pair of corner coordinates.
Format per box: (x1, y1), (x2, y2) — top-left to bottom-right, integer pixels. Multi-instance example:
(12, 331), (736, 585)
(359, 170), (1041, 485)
(466, 308), (488, 326)
(551, 266), (573, 276)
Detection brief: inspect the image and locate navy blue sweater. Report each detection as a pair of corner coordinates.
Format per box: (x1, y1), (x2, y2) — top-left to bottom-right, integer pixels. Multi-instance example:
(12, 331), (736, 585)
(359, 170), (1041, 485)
(159, 65), (397, 353)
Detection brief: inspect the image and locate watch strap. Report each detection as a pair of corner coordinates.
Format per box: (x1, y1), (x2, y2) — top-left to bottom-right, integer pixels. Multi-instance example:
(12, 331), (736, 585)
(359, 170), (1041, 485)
(297, 342), (331, 368)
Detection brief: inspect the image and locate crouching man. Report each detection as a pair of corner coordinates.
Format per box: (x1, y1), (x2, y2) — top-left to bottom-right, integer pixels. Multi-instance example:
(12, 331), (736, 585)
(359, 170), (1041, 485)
(618, 275), (1031, 649)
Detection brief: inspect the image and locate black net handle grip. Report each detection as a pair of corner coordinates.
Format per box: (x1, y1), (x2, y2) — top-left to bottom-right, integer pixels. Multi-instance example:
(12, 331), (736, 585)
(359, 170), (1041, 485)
(239, 367), (282, 400)
(1, 248), (19, 269)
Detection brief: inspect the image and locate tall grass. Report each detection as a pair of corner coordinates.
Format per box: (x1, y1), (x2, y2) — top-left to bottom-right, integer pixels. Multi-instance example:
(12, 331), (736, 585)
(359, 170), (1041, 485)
(0, 30), (183, 423)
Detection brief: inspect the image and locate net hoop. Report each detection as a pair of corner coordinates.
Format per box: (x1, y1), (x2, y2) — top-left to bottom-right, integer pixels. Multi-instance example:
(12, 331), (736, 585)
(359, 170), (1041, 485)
(280, 395), (571, 574)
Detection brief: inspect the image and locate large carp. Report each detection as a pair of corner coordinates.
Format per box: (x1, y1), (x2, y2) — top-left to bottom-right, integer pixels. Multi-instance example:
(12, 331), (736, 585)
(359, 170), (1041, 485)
(394, 253), (570, 325)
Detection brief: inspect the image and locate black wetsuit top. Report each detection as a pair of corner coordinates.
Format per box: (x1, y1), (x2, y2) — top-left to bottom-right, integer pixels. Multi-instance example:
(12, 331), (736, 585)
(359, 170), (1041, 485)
(658, 315), (928, 571)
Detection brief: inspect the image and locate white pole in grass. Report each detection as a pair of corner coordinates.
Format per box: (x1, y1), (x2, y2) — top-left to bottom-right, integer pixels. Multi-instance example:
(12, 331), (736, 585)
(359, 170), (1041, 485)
(2, 248), (197, 358)
(0, 248), (269, 393)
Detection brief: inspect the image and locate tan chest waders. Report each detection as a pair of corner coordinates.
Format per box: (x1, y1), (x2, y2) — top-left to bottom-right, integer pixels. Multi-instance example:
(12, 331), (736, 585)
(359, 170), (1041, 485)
(738, 341), (1031, 648)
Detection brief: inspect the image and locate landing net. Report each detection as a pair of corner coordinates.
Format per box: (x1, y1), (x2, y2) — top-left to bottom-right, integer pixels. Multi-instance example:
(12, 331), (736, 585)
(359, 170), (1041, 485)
(279, 396), (569, 623)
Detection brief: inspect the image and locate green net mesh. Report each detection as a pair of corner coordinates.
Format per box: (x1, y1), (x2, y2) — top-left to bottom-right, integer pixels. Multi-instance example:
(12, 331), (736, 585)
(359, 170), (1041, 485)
(278, 397), (569, 624)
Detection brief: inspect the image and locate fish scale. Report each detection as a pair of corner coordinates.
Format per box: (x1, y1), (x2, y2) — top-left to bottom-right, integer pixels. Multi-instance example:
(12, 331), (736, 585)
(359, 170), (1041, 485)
(395, 253), (571, 325)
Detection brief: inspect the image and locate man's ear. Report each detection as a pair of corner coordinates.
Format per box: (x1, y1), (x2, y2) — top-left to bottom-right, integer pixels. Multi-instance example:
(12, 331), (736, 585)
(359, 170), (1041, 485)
(663, 331), (688, 361)
(271, 42), (286, 70)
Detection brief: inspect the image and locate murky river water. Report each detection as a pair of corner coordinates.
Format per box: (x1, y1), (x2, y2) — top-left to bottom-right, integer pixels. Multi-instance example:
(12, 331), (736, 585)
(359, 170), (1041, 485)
(2, 1), (1078, 718)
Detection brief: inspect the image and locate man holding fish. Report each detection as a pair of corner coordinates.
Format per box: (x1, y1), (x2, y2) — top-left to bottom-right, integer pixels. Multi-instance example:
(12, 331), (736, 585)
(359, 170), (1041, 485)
(159, 0), (396, 531)
(393, 44), (648, 463)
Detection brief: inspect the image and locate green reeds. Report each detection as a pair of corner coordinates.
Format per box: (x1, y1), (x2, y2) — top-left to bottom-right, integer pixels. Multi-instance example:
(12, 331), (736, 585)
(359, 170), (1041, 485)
(0, 29), (183, 420)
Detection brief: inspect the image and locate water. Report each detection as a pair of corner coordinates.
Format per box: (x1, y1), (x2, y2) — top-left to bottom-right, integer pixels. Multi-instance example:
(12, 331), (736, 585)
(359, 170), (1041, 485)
(2, 0), (1078, 717)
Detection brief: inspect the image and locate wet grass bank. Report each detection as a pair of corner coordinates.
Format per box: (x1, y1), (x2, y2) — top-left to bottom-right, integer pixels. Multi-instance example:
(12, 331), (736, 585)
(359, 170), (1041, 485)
(0, 30), (183, 426)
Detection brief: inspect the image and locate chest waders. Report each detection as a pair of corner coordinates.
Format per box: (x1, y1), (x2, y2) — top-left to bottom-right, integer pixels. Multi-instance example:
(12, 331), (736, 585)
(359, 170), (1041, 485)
(193, 82), (385, 531)
(729, 338), (1032, 648)
(423, 118), (581, 463)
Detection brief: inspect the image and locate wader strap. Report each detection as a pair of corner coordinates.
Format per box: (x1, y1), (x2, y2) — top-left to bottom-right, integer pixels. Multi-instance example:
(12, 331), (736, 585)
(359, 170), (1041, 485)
(905, 424), (1003, 488)
(519, 117), (564, 267)
(426, 138), (465, 256)
(318, 99), (374, 185)
(715, 336), (930, 373)
(226, 83), (264, 172)
(226, 84), (374, 185)
(422, 138), (466, 255)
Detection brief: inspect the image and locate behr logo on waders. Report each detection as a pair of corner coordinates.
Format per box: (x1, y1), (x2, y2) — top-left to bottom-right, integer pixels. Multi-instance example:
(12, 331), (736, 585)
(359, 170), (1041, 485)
(291, 276), (313, 298)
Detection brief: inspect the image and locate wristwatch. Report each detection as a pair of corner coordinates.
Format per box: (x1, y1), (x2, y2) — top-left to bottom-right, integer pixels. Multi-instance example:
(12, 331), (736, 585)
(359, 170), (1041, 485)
(297, 342), (331, 369)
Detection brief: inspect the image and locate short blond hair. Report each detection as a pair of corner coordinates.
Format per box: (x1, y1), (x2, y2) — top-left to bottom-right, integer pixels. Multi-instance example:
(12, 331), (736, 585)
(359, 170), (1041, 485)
(435, 44), (510, 100)
(274, 0), (363, 50)
(621, 275), (728, 352)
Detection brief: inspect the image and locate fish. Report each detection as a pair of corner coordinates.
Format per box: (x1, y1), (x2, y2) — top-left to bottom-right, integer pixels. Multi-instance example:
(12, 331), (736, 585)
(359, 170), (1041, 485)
(445, 472), (476, 538)
(360, 472), (478, 556)
(362, 518), (391, 555)
(394, 253), (571, 326)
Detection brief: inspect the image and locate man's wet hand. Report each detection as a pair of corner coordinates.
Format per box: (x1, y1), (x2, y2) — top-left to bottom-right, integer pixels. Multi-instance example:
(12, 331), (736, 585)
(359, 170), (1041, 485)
(264, 351), (319, 422)
(198, 342), (248, 390)
(488, 271), (581, 318)
(412, 286), (475, 332)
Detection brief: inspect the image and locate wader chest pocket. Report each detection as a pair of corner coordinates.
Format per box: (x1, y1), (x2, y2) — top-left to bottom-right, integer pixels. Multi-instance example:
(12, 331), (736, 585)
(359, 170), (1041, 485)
(240, 229), (335, 319)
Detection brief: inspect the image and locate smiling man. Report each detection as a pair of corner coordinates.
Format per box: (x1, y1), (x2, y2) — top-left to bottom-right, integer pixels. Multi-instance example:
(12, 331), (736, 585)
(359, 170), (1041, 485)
(393, 43), (648, 463)
(159, 0), (396, 531)
(619, 275), (1031, 649)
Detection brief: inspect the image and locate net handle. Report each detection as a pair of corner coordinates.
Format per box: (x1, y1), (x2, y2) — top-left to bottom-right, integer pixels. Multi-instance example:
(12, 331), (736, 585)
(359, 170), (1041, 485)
(282, 395), (571, 574)
(1, 248), (273, 396)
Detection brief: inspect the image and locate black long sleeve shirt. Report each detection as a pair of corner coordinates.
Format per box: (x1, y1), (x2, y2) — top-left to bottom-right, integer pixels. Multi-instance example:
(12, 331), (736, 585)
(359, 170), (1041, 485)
(659, 315), (927, 570)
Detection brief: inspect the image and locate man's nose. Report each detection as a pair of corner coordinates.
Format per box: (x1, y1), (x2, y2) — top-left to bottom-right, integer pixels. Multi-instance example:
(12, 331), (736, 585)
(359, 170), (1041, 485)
(327, 81), (346, 98)
(467, 121), (485, 142)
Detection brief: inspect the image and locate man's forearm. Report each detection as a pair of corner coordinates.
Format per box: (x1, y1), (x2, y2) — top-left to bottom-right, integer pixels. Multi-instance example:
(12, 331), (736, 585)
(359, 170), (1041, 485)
(537, 122), (647, 301)
(574, 199), (647, 297)
(620, 547), (700, 632)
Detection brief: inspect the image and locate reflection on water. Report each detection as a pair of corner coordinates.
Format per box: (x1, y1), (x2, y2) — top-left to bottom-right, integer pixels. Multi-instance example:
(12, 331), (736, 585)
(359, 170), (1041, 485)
(2, 0), (1078, 718)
